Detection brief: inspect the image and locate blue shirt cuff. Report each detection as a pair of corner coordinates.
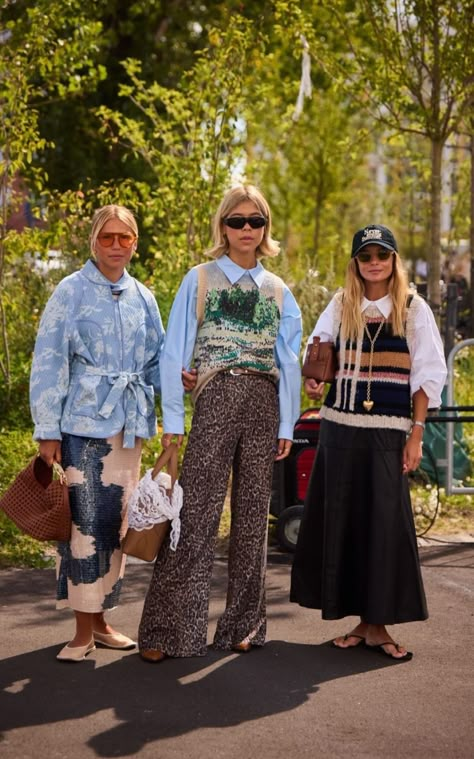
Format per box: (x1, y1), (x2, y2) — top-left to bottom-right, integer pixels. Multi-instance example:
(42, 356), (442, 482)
(278, 422), (295, 441)
(33, 425), (62, 441)
(162, 413), (185, 435)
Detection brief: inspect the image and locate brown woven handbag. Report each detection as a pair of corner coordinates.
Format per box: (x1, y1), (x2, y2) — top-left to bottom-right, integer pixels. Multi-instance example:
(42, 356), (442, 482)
(0, 457), (71, 541)
(302, 337), (337, 383)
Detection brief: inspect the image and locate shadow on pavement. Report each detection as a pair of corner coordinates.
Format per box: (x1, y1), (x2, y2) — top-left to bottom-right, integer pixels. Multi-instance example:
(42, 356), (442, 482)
(419, 543), (474, 568)
(2, 543), (472, 757)
(0, 639), (396, 757)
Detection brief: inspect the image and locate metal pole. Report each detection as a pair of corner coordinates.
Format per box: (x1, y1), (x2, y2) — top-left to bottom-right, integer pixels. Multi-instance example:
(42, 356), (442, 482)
(445, 338), (474, 495)
(470, 128), (474, 337)
(444, 282), (458, 359)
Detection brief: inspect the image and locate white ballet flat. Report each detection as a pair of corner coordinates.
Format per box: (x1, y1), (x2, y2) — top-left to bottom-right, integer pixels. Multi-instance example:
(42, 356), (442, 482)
(93, 631), (137, 650)
(56, 639), (96, 662)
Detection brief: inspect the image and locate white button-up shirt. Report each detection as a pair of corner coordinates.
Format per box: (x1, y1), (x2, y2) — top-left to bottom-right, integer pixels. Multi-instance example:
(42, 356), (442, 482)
(308, 293), (447, 407)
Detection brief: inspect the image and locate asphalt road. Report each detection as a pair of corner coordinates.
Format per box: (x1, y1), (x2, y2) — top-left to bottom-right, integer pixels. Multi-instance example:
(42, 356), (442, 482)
(1, 540), (473, 759)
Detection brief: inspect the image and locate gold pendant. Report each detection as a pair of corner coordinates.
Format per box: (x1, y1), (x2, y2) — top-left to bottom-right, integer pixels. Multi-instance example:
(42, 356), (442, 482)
(363, 400), (374, 411)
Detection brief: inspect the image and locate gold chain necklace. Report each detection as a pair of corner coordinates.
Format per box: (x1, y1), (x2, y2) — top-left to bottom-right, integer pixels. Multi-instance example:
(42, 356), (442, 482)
(362, 317), (385, 411)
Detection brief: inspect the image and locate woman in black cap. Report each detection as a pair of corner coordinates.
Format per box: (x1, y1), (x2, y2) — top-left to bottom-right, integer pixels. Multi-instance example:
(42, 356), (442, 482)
(290, 224), (447, 661)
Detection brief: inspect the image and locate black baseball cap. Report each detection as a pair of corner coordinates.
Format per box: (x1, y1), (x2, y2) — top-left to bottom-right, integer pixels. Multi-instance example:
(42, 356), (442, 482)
(351, 225), (398, 258)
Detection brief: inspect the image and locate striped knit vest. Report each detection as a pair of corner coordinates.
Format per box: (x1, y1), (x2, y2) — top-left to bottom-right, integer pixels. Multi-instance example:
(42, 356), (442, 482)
(321, 295), (419, 432)
(191, 261), (283, 401)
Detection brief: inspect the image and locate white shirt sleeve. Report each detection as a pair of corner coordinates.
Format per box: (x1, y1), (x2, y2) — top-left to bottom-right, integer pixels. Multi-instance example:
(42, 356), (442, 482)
(409, 298), (447, 408)
(306, 298), (336, 354)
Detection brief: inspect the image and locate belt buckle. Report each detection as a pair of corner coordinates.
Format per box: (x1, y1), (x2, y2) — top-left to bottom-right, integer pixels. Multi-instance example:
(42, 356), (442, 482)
(229, 368), (248, 376)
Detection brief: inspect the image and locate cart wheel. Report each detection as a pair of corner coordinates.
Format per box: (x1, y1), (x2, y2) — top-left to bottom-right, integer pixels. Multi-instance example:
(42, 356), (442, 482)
(276, 505), (304, 553)
(408, 446), (440, 537)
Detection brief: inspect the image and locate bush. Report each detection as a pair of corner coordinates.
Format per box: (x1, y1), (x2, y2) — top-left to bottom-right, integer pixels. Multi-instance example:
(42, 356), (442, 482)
(0, 429), (54, 567)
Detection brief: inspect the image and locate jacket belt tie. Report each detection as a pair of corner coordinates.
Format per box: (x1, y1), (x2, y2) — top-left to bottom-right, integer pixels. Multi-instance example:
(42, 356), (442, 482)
(76, 366), (154, 448)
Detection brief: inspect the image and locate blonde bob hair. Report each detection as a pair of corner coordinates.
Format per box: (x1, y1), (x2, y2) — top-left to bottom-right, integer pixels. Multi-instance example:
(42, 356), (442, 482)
(206, 184), (280, 259)
(90, 204), (138, 258)
(341, 251), (413, 342)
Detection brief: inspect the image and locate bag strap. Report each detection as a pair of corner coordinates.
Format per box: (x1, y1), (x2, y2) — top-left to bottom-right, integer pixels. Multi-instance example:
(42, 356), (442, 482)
(52, 462), (67, 485)
(151, 444), (179, 487)
(196, 263), (208, 327)
(271, 275), (284, 315)
(33, 456), (67, 488)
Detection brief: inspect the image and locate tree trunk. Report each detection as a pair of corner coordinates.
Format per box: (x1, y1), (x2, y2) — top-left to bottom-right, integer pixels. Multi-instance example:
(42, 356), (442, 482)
(428, 138), (443, 322)
(313, 194), (321, 261)
(470, 129), (474, 338)
(313, 160), (325, 262)
(0, 150), (12, 392)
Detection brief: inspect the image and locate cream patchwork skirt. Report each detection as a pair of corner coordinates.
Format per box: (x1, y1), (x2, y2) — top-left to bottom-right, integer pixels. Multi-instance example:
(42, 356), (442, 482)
(56, 432), (142, 613)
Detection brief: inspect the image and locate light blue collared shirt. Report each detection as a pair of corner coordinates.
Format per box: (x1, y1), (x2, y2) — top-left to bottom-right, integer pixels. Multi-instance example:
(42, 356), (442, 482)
(160, 255), (302, 440)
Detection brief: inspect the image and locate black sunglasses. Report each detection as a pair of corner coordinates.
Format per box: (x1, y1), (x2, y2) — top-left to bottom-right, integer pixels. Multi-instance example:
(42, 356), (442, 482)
(356, 249), (393, 263)
(223, 215), (267, 230)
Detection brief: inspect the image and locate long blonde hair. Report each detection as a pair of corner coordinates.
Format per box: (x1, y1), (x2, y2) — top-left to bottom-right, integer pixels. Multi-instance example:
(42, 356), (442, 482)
(206, 184), (280, 259)
(340, 253), (412, 342)
(89, 205), (138, 258)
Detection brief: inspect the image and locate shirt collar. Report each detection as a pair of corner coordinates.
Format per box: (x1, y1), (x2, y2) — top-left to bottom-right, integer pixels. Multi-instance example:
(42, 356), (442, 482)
(82, 259), (131, 291)
(361, 294), (392, 318)
(216, 254), (266, 287)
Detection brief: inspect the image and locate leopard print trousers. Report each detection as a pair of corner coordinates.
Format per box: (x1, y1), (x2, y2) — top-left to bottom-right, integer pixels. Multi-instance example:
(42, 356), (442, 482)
(138, 371), (279, 656)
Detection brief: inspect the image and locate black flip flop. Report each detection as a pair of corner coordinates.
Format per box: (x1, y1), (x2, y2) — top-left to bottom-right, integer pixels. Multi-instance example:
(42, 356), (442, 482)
(365, 641), (413, 662)
(332, 633), (365, 649)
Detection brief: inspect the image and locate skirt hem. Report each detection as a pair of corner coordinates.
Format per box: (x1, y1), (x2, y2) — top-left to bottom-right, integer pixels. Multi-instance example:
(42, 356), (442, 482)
(290, 596), (429, 624)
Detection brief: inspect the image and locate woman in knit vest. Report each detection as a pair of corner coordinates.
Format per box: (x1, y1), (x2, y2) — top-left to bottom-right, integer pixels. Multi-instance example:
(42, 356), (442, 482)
(138, 185), (302, 660)
(290, 224), (447, 661)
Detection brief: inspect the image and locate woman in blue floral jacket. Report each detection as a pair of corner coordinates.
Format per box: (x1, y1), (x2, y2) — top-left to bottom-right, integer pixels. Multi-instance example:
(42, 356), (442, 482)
(30, 204), (165, 662)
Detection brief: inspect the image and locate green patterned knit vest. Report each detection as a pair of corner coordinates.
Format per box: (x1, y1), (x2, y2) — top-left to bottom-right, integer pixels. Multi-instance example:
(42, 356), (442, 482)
(192, 261), (283, 400)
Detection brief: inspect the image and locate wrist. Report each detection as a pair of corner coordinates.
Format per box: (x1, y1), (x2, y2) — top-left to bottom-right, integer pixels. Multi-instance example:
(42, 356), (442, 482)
(409, 420), (425, 442)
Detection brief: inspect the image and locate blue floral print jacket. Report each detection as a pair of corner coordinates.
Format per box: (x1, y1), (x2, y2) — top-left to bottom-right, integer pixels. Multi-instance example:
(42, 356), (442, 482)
(30, 260), (165, 448)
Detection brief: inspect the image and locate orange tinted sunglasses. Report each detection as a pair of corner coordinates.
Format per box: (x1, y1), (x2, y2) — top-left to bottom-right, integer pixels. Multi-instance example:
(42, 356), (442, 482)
(97, 233), (136, 248)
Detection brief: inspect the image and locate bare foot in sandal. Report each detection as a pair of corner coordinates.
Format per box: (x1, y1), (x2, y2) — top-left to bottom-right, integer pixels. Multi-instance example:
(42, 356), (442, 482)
(365, 625), (411, 659)
(332, 622), (368, 648)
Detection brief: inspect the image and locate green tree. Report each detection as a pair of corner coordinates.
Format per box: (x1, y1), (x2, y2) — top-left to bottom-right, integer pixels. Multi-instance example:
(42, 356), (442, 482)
(96, 17), (261, 318)
(236, 1), (377, 332)
(0, 0), (105, 413)
(10, 0), (279, 191)
(317, 0), (474, 316)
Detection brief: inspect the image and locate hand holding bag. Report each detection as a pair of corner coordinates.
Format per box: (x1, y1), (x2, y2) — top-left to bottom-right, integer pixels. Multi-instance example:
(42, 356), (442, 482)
(122, 443), (183, 562)
(302, 337), (337, 383)
(0, 456), (71, 541)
